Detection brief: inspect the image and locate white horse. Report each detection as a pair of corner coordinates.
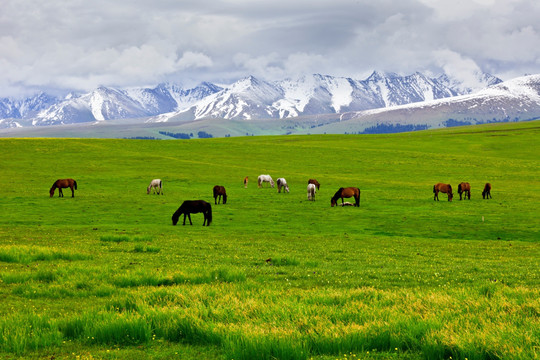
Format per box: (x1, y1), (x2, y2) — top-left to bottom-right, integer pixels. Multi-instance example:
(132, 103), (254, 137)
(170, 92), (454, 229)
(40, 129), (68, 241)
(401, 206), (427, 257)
(147, 179), (163, 195)
(276, 178), (289, 193)
(307, 183), (316, 201)
(258, 175), (274, 188)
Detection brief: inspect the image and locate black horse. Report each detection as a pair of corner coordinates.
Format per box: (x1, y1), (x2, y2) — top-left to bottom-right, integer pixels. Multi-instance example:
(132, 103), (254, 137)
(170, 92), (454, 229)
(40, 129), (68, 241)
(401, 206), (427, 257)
(172, 200), (212, 226)
(213, 185), (227, 204)
(482, 183), (492, 199)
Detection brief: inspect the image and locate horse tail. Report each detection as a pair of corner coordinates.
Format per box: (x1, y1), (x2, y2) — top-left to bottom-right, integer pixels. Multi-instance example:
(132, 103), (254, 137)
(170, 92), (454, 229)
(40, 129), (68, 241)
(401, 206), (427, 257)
(223, 193), (227, 204)
(207, 204), (212, 225)
(433, 185), (436, 193)
(73, 180), (78, 190)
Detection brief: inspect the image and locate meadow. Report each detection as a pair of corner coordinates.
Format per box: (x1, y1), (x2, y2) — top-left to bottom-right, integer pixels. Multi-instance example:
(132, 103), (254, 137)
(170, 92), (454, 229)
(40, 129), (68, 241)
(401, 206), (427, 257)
(0, 121), (538, 360)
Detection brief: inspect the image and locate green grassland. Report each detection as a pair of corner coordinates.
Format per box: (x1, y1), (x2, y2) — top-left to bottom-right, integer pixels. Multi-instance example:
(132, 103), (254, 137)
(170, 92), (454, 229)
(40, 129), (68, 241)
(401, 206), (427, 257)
(0, 121), (538, 359)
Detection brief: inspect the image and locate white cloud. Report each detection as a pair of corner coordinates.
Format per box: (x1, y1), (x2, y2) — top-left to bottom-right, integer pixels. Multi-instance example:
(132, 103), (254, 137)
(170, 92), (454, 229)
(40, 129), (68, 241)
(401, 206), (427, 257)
(0, 0), (539, 96)
(176, 51), (213, 70)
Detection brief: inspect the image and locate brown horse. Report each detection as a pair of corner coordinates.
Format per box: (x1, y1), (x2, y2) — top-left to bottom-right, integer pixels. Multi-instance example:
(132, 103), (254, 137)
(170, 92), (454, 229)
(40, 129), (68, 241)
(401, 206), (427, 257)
(433, 183), (453, 201)
(457, 182), (471, 200)
(213, 185), (227, 204)
(172, 200), (212, 226)
(482, 183), (492, 199)
(331, 187), (360, 207)
(50, 178), (77, 198)
(308, 179), (320, 190)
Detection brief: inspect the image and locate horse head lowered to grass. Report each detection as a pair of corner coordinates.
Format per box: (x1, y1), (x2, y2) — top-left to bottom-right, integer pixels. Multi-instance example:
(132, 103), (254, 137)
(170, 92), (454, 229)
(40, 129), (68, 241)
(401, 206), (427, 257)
(50, 179), (77, 198)
(433, 183), (453, 201)
(331, 187), (360, 207)
(172, 200), (212, 226)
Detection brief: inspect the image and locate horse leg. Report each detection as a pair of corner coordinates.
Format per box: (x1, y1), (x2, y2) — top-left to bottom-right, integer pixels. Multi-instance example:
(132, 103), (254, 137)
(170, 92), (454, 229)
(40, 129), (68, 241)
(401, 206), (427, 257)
(70, 185), (75, 197)
(434, 190), (439, 201)
(59, 188), (63, 197)
(188, 213), (193, 225)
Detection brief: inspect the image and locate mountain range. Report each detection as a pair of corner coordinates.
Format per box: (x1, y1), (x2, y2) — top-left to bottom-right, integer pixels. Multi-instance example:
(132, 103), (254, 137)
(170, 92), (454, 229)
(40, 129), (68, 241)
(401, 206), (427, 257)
(0, 71), (502, 129)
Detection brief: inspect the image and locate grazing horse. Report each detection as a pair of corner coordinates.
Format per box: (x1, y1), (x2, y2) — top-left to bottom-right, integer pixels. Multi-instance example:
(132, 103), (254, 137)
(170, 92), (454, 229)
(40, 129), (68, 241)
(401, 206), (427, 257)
(244, 176), (249, 188)
(307, 183), (316, 201)
(258, 175), (274, 188)
(147, 179), (163, 195)
(482, 183), (492, 199)
(50, 178), (77, 198)
(172, 200), (212, 226)
(457, 182), (471, 200)
(276, 178), (290, 193)
(331, 187), (360, 207)
(213, 185), (227, 204)
(308, 179), (320, 190)
(433, 183), (453, 201)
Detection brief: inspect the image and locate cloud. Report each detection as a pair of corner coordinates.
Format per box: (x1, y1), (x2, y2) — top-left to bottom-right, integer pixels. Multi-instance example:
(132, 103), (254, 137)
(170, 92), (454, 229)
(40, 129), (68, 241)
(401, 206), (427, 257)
(0, 0), (539, 97)
(176, 51), (213, 70)
(433, 49), (486, 90)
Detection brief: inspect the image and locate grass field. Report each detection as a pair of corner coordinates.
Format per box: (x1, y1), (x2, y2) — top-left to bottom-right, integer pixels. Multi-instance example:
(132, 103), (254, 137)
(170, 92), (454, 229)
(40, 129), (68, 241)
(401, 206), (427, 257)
(0, 121), (539, 359)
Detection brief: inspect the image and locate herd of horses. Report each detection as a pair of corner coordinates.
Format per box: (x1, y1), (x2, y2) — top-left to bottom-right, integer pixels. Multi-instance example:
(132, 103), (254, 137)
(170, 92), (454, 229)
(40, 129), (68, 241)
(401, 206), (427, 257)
(49, 176), (493, 226)
(433, 182), (492, 202)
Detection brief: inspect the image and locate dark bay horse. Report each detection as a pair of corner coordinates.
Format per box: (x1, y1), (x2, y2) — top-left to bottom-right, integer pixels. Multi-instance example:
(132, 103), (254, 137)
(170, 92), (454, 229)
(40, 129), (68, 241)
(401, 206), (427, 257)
(172, 200), (212, 226)
(308, 179), (320, 190)
(457, 182), (471, 200)
(50, 178), (77, 198)
(331, 187), (360, 207)
(433, 183), (453, 201)
(482, 183), (492, 199)
(213, 185), (227, 204)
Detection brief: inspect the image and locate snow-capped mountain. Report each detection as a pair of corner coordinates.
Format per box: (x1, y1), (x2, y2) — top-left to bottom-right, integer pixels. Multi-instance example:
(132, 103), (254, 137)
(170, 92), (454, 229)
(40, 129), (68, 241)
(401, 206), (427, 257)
(0, 93), (59, 127)
(0, 71), (503, 129)
(312, 74), (540, 134)
(0, 82), (223, 128)
(162, 71), (499, 122)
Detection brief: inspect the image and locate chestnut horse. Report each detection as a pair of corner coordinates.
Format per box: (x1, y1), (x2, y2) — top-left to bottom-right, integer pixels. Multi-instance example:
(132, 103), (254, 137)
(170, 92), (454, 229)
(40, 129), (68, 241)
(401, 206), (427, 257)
(331, 187), (360, 207)
(172, 200), (212, 226)
(433, 183), (453, 201)
(308, 179), (320, 190)
(482, 183), (492, 199)
(457, 182), (471, 200)
(50, 178), (77, 198)
(213, 185), (227, 204)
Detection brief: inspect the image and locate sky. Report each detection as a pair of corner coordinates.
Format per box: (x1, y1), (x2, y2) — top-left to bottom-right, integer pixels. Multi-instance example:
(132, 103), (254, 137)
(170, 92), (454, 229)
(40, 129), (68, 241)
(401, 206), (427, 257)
(1, 0), (539, 97)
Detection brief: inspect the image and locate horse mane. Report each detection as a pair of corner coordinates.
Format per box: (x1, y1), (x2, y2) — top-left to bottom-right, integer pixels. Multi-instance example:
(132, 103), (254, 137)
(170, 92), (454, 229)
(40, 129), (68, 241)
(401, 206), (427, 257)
(332, 187), (344, 200)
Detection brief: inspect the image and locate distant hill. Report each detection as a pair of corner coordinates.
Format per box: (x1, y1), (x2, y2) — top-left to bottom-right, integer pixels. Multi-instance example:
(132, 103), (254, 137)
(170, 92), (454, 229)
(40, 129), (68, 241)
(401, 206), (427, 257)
(0, 71), (501, 130)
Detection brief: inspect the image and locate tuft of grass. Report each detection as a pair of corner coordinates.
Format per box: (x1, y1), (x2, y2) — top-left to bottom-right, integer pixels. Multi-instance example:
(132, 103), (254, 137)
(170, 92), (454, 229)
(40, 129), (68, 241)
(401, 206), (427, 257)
(0, 246), (90, 264)
(100, 235), (130, 243)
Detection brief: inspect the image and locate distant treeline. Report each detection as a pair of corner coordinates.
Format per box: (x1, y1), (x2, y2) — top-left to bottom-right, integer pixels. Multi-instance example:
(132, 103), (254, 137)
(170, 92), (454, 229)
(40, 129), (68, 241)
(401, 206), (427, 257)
(124, 136), (160, 140)
(159, 131), (192, 139)
(158, 131), (214, 139)
(361, 124), (429, 134)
